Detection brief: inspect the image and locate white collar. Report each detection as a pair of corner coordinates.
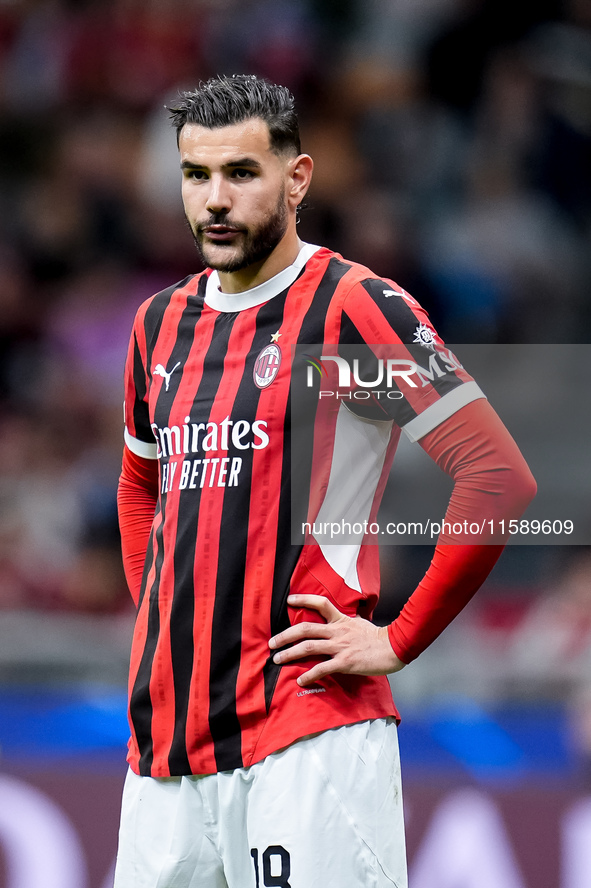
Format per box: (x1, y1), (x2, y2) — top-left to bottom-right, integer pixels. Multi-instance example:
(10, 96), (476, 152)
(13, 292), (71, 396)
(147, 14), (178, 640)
(204, 242), (321, 312)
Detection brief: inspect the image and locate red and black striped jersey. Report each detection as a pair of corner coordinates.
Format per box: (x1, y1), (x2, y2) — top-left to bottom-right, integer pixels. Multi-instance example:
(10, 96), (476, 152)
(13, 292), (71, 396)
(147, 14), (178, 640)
(123, 243), (484, 777)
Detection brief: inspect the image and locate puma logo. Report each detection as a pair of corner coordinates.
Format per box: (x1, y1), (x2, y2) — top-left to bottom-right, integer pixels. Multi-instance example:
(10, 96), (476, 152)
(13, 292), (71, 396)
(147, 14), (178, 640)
(153, 362), (181, 391)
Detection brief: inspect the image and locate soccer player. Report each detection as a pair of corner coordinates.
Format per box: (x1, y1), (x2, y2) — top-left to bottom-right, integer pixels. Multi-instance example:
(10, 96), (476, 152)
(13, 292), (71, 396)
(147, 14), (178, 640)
(115, 74), (536, 887)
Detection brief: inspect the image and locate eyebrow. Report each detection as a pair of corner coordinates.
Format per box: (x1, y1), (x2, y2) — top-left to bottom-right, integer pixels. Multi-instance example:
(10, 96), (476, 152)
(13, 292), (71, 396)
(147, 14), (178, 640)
(180, 157), (263, 172)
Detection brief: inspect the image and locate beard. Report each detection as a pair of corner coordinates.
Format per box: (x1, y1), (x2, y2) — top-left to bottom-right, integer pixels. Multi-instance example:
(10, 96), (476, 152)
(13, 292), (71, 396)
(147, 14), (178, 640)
(188, 186), (288, 273)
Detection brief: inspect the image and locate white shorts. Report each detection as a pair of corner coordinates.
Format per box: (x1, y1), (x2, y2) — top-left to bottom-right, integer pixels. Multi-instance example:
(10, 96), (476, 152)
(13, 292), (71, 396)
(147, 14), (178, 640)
(113, 717), (407, 888)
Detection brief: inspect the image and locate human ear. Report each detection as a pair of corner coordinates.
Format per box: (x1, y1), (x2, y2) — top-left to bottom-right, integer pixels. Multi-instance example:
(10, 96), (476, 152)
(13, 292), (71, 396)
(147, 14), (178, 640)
(287, 154), (313, 209)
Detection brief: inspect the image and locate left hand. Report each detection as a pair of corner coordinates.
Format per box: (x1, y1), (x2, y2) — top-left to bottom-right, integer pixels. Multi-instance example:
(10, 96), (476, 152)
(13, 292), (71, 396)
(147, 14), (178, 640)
(268, 594), (406, 687)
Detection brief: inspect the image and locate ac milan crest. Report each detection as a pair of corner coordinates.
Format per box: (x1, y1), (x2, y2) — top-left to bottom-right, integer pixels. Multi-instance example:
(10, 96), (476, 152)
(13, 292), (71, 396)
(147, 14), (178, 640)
(253, 343), (282, 388)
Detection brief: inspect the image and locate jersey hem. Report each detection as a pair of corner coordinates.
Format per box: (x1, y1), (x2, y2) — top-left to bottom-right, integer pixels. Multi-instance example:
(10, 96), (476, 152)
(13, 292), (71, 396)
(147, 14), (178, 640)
(246, 704), (400, 772)
(126, 705), (401, 777)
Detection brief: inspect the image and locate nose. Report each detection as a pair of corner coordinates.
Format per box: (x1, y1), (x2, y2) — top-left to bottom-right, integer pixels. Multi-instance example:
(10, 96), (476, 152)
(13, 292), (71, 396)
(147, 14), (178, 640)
(206, 174), (231, 215)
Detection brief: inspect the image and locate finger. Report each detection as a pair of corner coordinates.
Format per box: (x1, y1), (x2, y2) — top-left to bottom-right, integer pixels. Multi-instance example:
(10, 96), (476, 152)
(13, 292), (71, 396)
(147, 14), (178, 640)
(272, 638), (336, 665)
(287, 594), (343, 621)
(296, 660), (339, 687)
(269, 617), (335, 649)
(269, 621), (333, 651)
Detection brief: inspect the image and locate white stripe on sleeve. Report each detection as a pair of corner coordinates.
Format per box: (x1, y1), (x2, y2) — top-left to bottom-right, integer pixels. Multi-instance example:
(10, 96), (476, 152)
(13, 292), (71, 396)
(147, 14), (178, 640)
(124, 428), (158, 459)
(402, 381), (486, 443)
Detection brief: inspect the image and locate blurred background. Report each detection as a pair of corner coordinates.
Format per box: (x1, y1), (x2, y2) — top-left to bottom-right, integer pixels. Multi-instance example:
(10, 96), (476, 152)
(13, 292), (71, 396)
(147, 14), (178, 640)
(0, 0), (589, 885)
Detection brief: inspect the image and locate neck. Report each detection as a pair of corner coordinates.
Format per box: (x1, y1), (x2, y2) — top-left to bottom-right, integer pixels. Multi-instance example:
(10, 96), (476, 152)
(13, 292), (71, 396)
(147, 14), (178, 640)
(217, 228), (302, 294)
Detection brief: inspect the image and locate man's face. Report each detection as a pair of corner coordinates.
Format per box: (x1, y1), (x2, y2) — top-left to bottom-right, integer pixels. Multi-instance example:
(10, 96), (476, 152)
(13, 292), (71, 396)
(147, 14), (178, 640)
(179, 118), (291, 273)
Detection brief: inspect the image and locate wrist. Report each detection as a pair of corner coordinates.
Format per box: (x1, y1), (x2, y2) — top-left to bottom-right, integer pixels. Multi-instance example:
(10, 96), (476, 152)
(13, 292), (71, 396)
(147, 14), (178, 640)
(378, 625), (406, 673)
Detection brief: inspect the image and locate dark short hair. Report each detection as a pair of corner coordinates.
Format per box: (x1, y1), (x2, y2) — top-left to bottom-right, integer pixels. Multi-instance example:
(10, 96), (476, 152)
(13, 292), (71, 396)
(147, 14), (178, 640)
(169, 74), (301, 155)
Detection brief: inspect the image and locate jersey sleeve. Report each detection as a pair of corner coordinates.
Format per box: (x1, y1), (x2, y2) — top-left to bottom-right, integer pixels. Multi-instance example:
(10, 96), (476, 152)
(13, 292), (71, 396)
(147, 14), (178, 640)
(118, 445), (159, 606)
(123, 310), (158, 460)
(387, 398), (537, 662)
(340, 277), (486, 439)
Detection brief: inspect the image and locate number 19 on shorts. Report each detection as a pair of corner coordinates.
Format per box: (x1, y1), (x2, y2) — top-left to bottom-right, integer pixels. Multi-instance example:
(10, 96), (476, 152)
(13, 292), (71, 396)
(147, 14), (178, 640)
(250, 845), (291, 887)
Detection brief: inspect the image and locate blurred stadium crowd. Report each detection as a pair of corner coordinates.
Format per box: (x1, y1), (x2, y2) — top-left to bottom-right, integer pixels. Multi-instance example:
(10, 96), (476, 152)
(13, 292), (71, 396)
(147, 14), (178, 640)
(0, 0), (589, 708)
